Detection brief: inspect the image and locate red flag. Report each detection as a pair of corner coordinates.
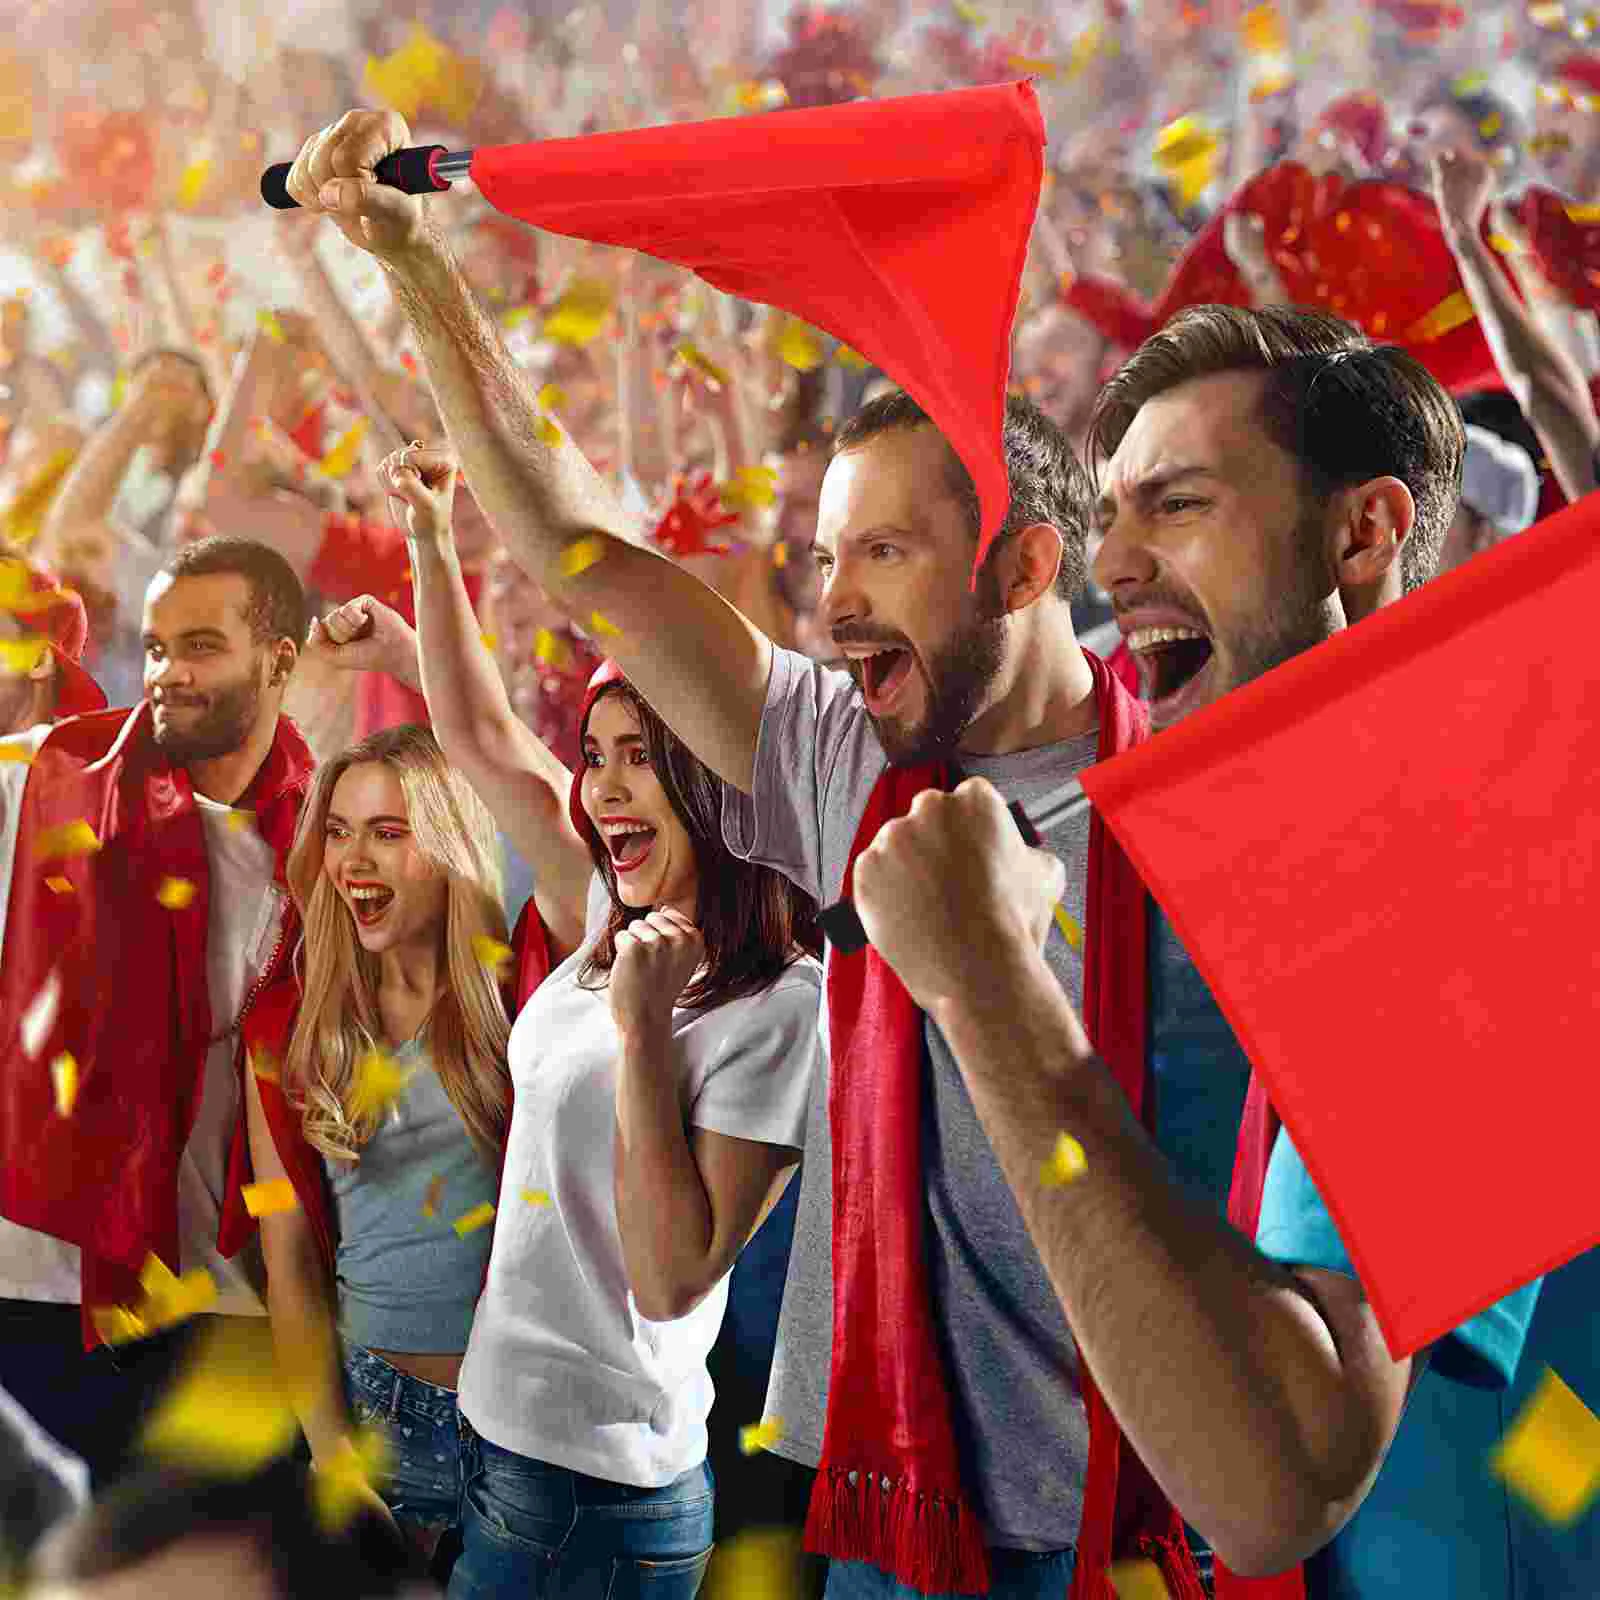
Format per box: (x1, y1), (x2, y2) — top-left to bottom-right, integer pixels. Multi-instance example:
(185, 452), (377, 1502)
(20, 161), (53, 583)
(470, 82), (1045, 569)
(1078, 492), (1600, 1360)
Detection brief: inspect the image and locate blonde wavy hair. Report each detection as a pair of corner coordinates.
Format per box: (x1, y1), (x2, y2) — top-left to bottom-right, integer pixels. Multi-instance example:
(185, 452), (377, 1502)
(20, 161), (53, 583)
(284, 724), (512, 1165)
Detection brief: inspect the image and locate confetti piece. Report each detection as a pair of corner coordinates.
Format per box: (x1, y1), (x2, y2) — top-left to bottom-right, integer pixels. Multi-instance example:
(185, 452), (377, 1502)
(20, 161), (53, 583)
(472, 934), (513, 979)
(502, 304), (535, 329)
(349, 1048), (411, 1123)
(141, 1318), (300, 1471)
(156, 876), (196, 910)
(776, 318), (824, 373)
(176, 157), (211, 209)
(1407, 291), (1477, 343)
(1007, 56), (1060, 79)
(674, 341), (731, 390)
(718, 465), (779, 513)
(536, 417), (563, 449)
(953, 0), (987, 22)
(534, 627), (572, 669)
(242, 1178), (299, 1218)
(317, 416), (371, 480)
(1052, 903), (1084, 951)
(1453, 72), (1488, 96)
(1153, 116), (1221, 211)
(589, 610), (622, 638)
(51, 1052), (78, 1117)
(0, 636), (48, 675)
(480, 631), (499, 653)
(537, 382), (567, 411)
(422, 1174), (445, 1219)
(256, 309), (285, 343)
(453, 1201), (496, 1237)
(311, 1424), (393, 1533)
(739, 1416), (784, 1455)
(558, 536), (606, 579)
(44, 875), (71, 893)
(1, 447), (76, 544)
(37, 819), (99, 862)
(1565, 203), (1600, 224)
(1041, 1132), (1089, 1188)
(1239, 2), (1288, 54)
(835, 344), (870, 371)
(773, 541), (789, 569)
(700, 1527), (805, 1600)
(249, 1047), (280, 1084)
(1489, 1368), (1600, 1525)
(1109, 1558), (1172, 1600)
(542, 279), (614, 346)
(520, 1187), (551, 1207)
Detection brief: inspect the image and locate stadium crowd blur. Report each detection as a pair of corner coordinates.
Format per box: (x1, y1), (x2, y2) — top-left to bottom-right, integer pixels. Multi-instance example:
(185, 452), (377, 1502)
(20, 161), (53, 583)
(2, 0), (1598, 1593)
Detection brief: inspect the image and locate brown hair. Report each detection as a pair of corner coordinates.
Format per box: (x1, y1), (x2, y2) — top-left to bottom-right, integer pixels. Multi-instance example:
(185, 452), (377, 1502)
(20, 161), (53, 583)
(578, 681), (820, 1011)
(1086, 305), (1465, 594)
(831, 389), (1091, 599)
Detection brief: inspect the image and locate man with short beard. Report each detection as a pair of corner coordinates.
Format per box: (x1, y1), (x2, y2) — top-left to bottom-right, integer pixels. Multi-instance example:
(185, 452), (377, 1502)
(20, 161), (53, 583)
(845, 306), (1558, 1599)
(282, 104), (1213, 1597)
(0, 537), (313, 1490)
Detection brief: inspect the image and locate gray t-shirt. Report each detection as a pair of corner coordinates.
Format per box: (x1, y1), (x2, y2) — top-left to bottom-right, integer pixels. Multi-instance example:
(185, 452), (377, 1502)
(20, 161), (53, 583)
(721, 646), (1098, 1552)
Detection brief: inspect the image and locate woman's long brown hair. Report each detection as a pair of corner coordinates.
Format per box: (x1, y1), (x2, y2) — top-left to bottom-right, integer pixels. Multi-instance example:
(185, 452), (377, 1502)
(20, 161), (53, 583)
(577, 681), (820, 1010)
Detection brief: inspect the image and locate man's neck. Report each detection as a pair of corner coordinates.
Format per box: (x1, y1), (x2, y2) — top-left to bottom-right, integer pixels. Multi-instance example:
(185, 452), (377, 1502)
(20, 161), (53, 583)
(958, 606), (1099, 757)
(184, 718), (279, 807)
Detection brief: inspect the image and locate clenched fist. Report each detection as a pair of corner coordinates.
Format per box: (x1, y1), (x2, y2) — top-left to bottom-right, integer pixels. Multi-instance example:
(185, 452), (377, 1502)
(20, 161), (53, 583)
(303, 595), (421, 689)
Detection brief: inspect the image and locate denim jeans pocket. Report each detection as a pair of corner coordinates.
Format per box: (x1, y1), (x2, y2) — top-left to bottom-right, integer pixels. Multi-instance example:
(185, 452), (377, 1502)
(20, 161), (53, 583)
(605, 1545), (713, 1598)
(466, 1445), (577, 1557)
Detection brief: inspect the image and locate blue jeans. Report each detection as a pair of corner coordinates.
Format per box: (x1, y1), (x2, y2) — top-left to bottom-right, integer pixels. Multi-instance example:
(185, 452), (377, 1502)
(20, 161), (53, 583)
(824, 1547), (1077, 1600)
(448, 1416), (715, 1600)
(344, 1342), (466, 1551)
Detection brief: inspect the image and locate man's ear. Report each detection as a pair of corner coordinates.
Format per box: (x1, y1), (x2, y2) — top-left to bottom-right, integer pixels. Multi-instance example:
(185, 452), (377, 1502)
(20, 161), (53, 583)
(1002, 521), (1066, 612)
(268, 637), (299, 686)
(1334, 477), (1413, 622)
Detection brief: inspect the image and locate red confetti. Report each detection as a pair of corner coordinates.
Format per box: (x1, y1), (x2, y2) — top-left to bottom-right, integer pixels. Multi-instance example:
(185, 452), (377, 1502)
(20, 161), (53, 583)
(651, 471), (740, 560)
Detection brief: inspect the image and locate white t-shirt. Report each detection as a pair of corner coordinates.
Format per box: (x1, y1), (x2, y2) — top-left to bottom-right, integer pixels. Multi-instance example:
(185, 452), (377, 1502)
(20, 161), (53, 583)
(0, 729), (279, 1312)
(457, 887), (820, 1488)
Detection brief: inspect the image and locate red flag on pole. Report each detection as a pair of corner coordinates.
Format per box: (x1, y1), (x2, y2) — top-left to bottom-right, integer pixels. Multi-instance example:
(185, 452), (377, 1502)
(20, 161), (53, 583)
(1078, 491), (1600, 1360)
(468, 82), (1045, 568)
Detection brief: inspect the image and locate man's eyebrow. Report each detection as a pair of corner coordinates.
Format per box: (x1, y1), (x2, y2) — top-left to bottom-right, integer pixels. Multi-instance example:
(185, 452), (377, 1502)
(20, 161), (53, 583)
(141, 626), (231, 645)
(1093, 466), (1219, 528)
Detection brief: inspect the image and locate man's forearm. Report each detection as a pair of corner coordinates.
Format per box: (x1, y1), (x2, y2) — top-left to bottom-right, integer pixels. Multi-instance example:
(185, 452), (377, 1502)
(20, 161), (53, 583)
(931, 958), (1377, 1573)
(36, 398), (154, 559)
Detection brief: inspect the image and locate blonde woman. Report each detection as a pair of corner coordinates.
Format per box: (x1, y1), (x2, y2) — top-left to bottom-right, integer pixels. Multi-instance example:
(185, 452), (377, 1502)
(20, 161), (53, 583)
(241, 722), (554, 1565)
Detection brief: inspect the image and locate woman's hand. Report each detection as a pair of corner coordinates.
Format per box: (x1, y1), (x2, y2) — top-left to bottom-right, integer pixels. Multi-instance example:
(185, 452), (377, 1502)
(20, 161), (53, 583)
(609, 908), (705, 1042)
(379, 442), (458, 546)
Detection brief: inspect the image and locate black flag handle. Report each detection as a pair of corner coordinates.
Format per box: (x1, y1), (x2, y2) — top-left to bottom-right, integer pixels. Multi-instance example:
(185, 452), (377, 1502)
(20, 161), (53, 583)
(818, 800), (1045, 957)
(259, 146), (472, 210)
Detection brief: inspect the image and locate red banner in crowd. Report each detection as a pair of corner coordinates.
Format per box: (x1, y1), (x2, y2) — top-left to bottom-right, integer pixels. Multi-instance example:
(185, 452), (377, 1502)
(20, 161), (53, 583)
(1079, 490), (1600, 1359)
(470, 81), (1045, 571)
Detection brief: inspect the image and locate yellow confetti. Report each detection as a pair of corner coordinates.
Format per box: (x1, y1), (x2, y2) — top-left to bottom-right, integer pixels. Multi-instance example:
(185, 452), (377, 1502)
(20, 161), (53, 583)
(51, 1052), (78, 1117)
(1041, 1131), (1088, 1188)
(537, 382), (567, 411)
(542, 279), (614, 346)
(534, 627), (572, 669)
(480, 631), (499, 653)
(1490, 1368), (1600, 1525)
(1488, 234), (1519, 255)
(520, 1187), (551, 1207)
(422, 1174), (445, 1218)
(317, 416), (371, 480)
(1565, 203), (1600, 223)
(156, 876), (196, 910)
(773, 541), (789, 569)
(1007, 55), (1059, 79)
(1153, 116), (1221, 211)
(1479, 114), (1504, 140)
(1109, 1558), (1172, 1600)
(1239, 2), (1288, 54)
(718, 465), (779, 513)
(1407, 291), (1477, 344)
(249, 1046), (280, 1084)
(94, 1255), (217, 1347)
(256, 309), (286, 344)
(453, 1201), (496, 1237)
(1052, 903), (1083, 951)
(1, 740), (37, 766)
(311, 1425), (393, 1533)
(242, 1178), (299, 1218)
(536, 416), (563, 449)
(44, 875), (71, 893)
(1453, 72), (1488, 96)
(674, 341), (731, 389)
(472, 933), (514, 978)
(558, 535), (607, 579)
(502, 304), (535, 329)
(700, 1527), (805, 1600)
(0, 636), (48, 675)
(739, 1416), (784, 1455)
(589, 610), (622, 638)
(176, 157), (211, 210)
(141, 1318), (300, 1471)
(776, 318), (824, 373)
(349, 1047), (411, 1123)
(953, 0), (987, 22)
(37, 819), (100, 861)
(0, 446), (76, 544)
(835, 344), (870, 371)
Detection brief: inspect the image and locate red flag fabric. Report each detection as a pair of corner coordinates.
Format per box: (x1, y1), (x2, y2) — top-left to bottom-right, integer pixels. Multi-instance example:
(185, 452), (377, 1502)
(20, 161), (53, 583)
(1077, 492), (1600, 1360)
(470, 82), (1045, 569)
(1515, 185), (1600, 313)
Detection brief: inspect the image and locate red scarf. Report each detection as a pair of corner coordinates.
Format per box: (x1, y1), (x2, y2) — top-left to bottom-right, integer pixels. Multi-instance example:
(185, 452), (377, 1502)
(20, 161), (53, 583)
(805, 652), (1303, 1599)
(239, 898), (558, 1274)
(0, 704), (313, 1347)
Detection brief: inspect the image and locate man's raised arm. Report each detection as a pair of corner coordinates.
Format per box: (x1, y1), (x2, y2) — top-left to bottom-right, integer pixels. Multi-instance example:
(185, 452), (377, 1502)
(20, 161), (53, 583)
(282, 109), (772, 793)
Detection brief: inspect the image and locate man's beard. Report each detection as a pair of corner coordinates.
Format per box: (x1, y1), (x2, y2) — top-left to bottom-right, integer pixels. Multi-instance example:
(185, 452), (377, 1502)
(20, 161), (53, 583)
(851, 575), (1009, 767)
(151, 670), (263, 764)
